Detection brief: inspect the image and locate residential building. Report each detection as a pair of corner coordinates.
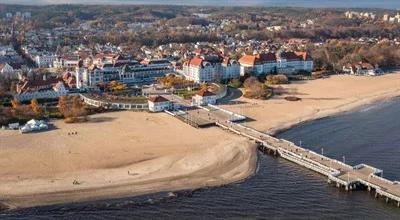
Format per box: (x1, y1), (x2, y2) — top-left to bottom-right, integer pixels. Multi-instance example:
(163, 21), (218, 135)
(148, 95), (171, 112)
(192, 89), (217, 106)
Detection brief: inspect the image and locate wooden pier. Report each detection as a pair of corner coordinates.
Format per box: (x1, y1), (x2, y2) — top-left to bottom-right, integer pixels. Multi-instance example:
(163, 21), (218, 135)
(165, 100), (400, 207)
(215, 120), (400, 207)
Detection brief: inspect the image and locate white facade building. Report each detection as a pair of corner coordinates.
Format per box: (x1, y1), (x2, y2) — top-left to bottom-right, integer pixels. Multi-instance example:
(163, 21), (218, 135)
(148, 95), (171, 112)
(239, 53), (277, 76)
(81, 59), (173, 88)
(15, 81), (68, 101)
(35, 54), (57, 68)
(192, 90), (217, 106)
(238, 51), (313, 76)
(182, 56), (240, 83)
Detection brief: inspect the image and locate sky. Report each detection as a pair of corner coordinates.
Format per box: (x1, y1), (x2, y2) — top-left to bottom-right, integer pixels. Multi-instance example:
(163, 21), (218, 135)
(1, 0), (400, 9)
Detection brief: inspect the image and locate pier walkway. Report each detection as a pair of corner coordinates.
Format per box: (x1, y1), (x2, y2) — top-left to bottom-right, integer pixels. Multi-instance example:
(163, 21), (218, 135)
(216, 119), (400, 207)
(167, 103), (400, 207)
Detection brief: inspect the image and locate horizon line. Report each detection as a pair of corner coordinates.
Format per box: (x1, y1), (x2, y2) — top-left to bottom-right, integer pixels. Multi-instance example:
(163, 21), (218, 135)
(0, 2), (398, 10)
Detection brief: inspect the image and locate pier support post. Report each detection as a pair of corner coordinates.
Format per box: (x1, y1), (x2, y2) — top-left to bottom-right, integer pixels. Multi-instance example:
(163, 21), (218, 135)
(397, 202), (400, 207)
(368, 186), (371, 192)
(345, 185), (349, 191)
(386, 197), (390, 203)
(327, 179), (331, 184)
(375, 192), (379, 198)
(336, 183), (340, 188)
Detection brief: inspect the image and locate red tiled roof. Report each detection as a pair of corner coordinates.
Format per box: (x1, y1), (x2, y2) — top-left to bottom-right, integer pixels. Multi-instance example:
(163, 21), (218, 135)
(185, 57), (204, 67)
(257, 53), (277, 63)
(148, 95), (170, 103)
(294, 51), (312, 60)
(238, 53), (276, 65)
(238, 54), (257, 65)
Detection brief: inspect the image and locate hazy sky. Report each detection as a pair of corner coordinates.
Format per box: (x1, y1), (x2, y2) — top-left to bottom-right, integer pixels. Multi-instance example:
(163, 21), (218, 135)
(1, 0), (400, 9)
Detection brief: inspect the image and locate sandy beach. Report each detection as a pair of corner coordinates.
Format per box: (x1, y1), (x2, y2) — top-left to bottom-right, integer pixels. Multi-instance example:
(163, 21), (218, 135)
(0, 112), (257, 210)
(1, 72), (400, 210)
(222, 73), (400, 134)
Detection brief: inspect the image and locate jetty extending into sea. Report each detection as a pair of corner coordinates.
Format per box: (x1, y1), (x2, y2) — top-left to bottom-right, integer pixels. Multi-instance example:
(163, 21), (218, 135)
(166, 103), (400, 207)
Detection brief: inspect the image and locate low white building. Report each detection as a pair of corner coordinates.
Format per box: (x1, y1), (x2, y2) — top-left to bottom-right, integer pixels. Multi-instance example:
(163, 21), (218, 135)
(192, 89), (217, 106)
(148, 95), (171, 112)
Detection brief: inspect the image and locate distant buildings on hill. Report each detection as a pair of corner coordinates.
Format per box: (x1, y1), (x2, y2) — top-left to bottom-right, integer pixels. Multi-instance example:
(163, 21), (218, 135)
(4, 12), (31, 20)
(344, 10), (400, 23)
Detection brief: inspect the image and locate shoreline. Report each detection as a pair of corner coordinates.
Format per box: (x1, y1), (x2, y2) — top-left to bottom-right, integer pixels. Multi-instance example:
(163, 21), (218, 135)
(0, 118), (257, 211)
(268, 88), (400, 136)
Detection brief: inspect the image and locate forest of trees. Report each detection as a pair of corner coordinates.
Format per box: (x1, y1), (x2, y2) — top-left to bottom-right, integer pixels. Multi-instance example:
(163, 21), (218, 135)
(310, 41), (400, 71)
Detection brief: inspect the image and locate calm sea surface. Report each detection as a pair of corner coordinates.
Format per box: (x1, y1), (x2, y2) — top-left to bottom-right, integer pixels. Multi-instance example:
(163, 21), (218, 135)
(2, 98), (400, 219)
(6, 0), (400, 9)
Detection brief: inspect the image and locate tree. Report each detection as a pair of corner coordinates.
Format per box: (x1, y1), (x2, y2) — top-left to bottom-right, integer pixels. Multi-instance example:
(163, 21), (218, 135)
(30, 99), (43, 118)
(72, 96), (87, 117)
(0, 83), (5, 97)
(58, 96), (88, 123)
(58, 96), (71, 118)
(11, 98), (21, 109)
(266, 74), (289, 85)
(243, 76), (271, 99)
(228, 78), (242, 88)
